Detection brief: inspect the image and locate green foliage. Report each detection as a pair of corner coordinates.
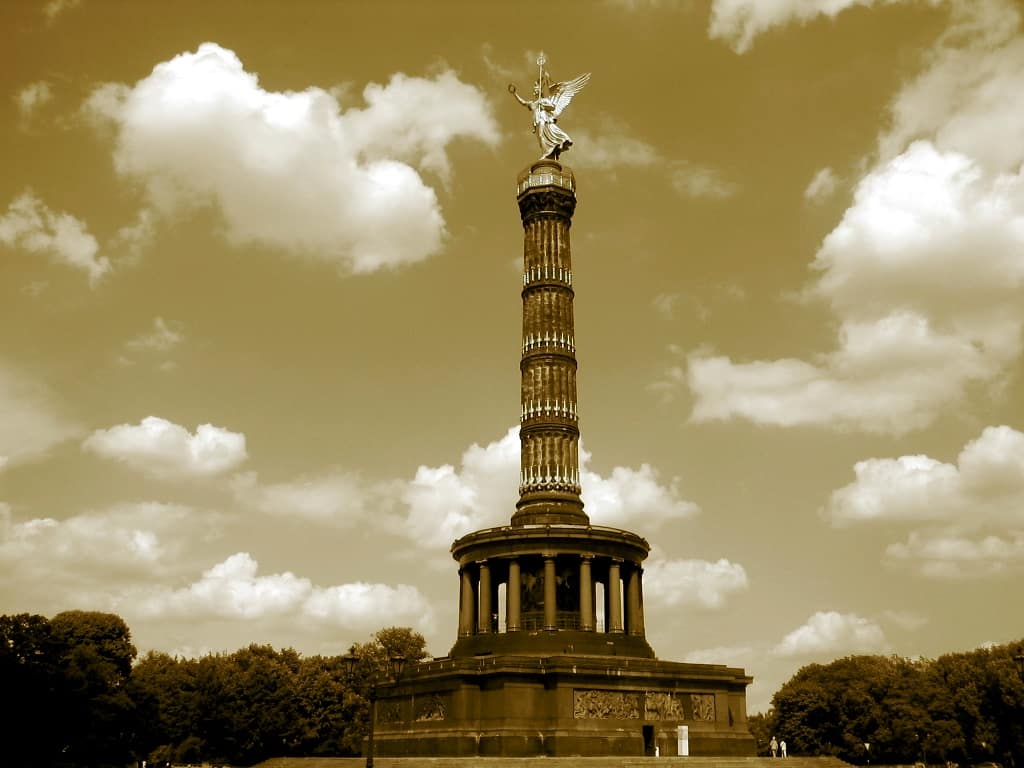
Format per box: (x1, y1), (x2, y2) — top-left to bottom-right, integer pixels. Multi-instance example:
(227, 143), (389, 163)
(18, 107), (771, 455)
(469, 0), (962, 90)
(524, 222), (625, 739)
(766, 641), (1024, 765)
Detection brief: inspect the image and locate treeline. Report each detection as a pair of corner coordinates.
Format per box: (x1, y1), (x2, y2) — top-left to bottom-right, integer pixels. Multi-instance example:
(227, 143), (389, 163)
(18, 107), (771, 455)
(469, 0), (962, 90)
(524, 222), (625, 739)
(748, 641), (1024, 764)
(0, 611), (427, 768)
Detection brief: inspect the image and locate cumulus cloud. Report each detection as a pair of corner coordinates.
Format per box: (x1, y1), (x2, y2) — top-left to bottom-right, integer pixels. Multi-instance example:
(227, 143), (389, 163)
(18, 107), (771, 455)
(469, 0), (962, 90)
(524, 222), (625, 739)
(708, 0), (943, 54)
(881, 2), (1024, 172)
(0, 364), (81, 468)
(684, 3), (1024, 435)
(804, 166), (839, 202)
(824, 426), (1024, 578)
(0, 191), (109, 283)
(0, 502), (224, 612)
(83, 416), (247, 479)
(393, 427), (700, 550)
(582, 458), (700, 527)
(644, 556), (749, 609)
(127, 552), (434, 634)
(774, 611), (890, 657)
(242, 427), (700, 553)
(689, 141), (1024, 435)
(85, 43), (499, 273)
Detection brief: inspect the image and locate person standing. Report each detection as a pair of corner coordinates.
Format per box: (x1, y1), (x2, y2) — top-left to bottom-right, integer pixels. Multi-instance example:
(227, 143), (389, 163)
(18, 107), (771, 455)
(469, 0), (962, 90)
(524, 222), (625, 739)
(770, 736), (779, 757)
(780, 739), (788, 758)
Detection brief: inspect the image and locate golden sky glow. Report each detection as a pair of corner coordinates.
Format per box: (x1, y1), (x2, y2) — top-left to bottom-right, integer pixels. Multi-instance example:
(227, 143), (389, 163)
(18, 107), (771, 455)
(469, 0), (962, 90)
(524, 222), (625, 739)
(2, 0), (1023, 712)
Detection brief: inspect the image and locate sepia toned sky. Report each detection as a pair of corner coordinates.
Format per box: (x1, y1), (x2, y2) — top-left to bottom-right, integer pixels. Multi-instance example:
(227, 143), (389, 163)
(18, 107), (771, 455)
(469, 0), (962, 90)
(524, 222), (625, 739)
(2, 0), (1023, 714)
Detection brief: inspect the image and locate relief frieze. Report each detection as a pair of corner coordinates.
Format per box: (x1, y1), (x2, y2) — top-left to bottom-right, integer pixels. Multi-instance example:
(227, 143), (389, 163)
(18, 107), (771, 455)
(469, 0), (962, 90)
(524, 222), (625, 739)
(644, 691), (685, 720)
(691, 693), (716, 722)
(414, 693), (448, 721)
(573, 689), (641, 719)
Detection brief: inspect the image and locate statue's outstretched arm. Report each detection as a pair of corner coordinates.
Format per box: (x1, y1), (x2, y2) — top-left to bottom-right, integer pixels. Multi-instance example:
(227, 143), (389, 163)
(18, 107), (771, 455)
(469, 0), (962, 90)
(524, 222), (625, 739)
(508, 84), (530, 108)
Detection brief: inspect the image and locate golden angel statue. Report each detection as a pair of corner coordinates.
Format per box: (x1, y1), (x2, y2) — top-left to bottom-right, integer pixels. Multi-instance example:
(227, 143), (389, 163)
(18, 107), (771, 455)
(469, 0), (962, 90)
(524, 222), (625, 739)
(509, 53), (590, 160)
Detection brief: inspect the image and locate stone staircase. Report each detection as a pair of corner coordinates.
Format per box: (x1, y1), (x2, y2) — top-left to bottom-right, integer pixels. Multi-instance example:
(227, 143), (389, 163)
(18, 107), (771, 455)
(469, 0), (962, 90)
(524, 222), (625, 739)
(255, 757), (851, 768)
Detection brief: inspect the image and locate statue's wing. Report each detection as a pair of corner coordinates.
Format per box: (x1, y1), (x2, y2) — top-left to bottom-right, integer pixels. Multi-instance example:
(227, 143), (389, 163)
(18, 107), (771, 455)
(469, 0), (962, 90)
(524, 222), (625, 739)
(549, 72), (591, 118)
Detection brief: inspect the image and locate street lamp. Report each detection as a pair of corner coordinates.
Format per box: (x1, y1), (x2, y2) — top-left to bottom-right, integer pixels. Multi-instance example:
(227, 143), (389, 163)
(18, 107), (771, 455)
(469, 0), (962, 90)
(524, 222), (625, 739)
(341, 648), (407, 768)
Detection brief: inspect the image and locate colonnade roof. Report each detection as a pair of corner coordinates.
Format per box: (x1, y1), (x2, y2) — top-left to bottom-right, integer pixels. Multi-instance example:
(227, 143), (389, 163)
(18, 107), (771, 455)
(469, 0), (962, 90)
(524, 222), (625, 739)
(451, 523), (650, 566)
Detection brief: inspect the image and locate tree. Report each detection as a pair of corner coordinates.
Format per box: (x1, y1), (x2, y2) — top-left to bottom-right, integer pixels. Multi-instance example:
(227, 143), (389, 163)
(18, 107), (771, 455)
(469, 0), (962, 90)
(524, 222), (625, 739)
(49, 611), (138, 768)
(0, 614), (63, 767)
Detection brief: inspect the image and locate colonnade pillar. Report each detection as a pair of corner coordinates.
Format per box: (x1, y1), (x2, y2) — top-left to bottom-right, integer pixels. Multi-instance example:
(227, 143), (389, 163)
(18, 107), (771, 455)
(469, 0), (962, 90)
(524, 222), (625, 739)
(608, 559), (623, 634)
(507, 559), (521, 632)
(459, 567), (475, 637)
(579, 555), (594, 631)
(478, 561), (492, 634)
(626, 564), (642, 636)
(543, 555), (557, 631)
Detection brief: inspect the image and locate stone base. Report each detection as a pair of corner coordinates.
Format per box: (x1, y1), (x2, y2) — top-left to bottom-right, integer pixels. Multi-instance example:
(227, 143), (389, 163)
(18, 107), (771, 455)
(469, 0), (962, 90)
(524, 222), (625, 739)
(371, 653), (755, 758)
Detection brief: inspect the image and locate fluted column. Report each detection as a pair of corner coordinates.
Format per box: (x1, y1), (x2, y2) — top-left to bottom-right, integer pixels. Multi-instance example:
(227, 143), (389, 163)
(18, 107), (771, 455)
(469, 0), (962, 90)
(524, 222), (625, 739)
(478, 561), (492, 634)
(507, 559), (521, 632)
(543, 555), (557, 631)
(608, 559), (623, 634)
(459, 567), (475, 637)
(579, 555), (594, 632)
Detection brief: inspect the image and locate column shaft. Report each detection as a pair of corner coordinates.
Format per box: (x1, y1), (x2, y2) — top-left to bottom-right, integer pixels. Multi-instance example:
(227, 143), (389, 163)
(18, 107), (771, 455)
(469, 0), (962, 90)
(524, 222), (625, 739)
(478, 561), (492, 634)
(626, 564), (642, 636)
(507, 559), (521, 632)
(579, 555), (594, 631)
(459, 568), (474, 637)
(608, 560), (623, 634)
(543, 556), (557, 631)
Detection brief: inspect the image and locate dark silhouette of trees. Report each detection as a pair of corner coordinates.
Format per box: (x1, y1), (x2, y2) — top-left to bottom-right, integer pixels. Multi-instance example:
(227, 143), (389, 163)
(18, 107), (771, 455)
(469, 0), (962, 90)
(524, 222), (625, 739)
(11, 608), (1015, 767)
(762, 641), (1024, 764)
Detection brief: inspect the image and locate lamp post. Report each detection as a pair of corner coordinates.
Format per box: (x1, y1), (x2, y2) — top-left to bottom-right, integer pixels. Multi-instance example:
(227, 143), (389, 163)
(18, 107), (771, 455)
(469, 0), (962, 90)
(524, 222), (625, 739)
(341, 649), (406, 768)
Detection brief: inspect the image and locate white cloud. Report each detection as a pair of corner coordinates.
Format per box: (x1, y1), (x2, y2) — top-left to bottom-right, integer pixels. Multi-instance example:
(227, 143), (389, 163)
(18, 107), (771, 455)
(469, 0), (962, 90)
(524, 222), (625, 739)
(688, 142), (1024, 435)
(43, 0), (81, 23)
(774, 611), (890, 657)
(0, 364), (81, 468)
(0, 501), (225, 613)
(644, 557), (749, 609)
(85, 43), (499, 274)
(823, 426), (1024, 578)
(83, 416), (248, 479)
(231, 470), (395, 527)
(399, 427), (521, 549)
(804, 166), (839, 202)
(0, 501), (210, 575)
(825, 425), (1024, 525)
(0, 191), (109, 284)
(570, 129), (661, 169)
(686, 3), (1024, 435)
(886, 531), (1024, 579)
(671, 163), (738, 200)
(127, 552), (434, 634)
(581, 458), (700, 528)
(881, 2), (1024, 172)
(125, 317), (184, 352)
(708, 0), (943, 54)
(395, 427), (700, 549)
(16, 81), (53, 119)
